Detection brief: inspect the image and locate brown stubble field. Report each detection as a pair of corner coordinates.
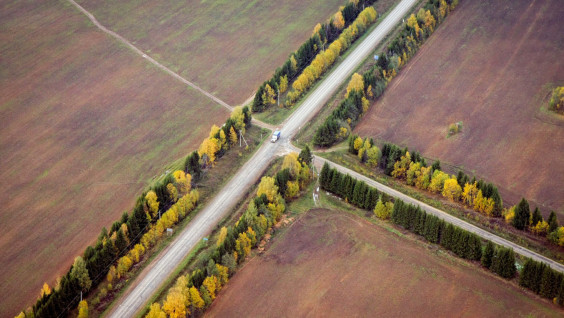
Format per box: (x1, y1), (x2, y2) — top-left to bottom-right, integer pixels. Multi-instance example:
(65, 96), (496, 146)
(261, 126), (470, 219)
(76, 0), (346, 105)
(355, 0), (564, 216)
(1, 0), (351, 315)
(206, 209), (561, 317)
(0, 1), (229, 315)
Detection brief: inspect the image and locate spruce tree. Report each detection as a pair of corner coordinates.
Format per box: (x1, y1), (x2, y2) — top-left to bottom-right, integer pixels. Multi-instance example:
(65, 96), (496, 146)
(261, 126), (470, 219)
(330, 170), (342, 194)
(519, 258), (534, 289)
(531, 207), (543, 227)
(115, 229), (128, 257)
(548, 211), (559, 233)
(491, 188), (503, 217)
(320, 162), (331, 189)
(185, 151), (201, 181)
(298, 145), (313, 165)
(512, 198), (530, 230)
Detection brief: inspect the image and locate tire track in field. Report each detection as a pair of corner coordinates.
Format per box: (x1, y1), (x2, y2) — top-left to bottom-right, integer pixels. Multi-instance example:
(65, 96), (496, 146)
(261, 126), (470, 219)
(66, 0), (233, 112)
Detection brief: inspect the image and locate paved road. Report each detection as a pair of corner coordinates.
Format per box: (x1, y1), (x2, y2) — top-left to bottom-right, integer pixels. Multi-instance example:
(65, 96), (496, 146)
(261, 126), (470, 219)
(108, 0), (418, 316)
(310, 154), (564, 273)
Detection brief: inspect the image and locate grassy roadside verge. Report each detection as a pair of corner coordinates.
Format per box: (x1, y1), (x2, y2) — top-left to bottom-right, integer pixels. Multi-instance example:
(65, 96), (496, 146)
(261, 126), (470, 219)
(253, 0), (405, 126)
(94, 125), (269, 317)
(314, 148), (564, 264)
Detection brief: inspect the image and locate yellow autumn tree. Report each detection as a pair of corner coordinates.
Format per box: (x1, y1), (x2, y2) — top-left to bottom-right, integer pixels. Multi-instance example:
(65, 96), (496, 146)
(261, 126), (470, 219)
(203, 276), (218, 300)
(286, 180), (300, 199)
(424, 10), (436, 32)
(145, 191), (159, 219)
(442, 178), (462, 201)
(146, 303), (166, 318)
(391, 151), (411, 180)
(406, 161), (422, 186)
(236, 232), (252, 261)
(290, 55), (298, 72)
(256, 176), (278, 202)
(189, 286), (205, 311)
(429, 170), (449, 193)
(282, 152), (301, 178)
(77, 300), (88, 318)
(173, 170), (191, 195)
(40, 282), (51, 298)
(262, 84), (276, 105)
(407, 14), (421, 36)
(198, 137), (219, 165)
(117, 256), (133, 279)
(107, 265), (116, 283)
(415, 166), (432, 190)
(230, 106), (246, 132)
(217, 227), (227, 247)
(312, 23), (322, 36)
(333, 11), (345, 29)
(532, 220), (549, 236)
(462, 182), (479, 206)
(162, 290), (187, 318)
(345, 73), (364, 98)
(229, 126), (238, 145)
(167, 183), (178, 203)
(279, 75), (288, 94)
(216, 264), (229, 286)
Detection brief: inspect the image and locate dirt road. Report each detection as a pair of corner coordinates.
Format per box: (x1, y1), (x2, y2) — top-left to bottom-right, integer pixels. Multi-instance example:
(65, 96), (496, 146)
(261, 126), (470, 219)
(108, 0), (419, 316)
(67, 0), (233, 112)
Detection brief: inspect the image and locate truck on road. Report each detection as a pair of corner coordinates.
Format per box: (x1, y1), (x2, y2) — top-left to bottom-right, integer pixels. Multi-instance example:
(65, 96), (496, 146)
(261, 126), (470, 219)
(271, 130), (281, 143)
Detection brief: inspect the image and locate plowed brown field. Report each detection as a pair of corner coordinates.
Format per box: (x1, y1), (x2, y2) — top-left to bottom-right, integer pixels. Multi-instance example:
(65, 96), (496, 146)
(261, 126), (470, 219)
(76, 0), (345, 105)
(0, 0), (346, 315)
(206, 209), (560, 317)
(0, 1), (229, 315)
(355, 0), (564, 216)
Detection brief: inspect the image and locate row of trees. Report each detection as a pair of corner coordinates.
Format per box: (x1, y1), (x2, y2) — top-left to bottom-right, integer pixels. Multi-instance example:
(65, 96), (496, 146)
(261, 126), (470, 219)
(313, 73), (376, 146)
(376, 140), (564, 248)
(24, 107), (252, 318)
(320, 162), (381, 211)
(319, 163), (564, 305)
(520, 258), (564, 304)
(319, 163), (522, 281)
(145, 151), (313, 317)
(314, 0), (458, 148)
(286, 7), (378, 106)
(252, 0), (378, 112)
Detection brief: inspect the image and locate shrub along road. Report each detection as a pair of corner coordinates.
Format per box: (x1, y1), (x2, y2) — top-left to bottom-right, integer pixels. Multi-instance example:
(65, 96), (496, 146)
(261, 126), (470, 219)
(108, 0), (419, 316)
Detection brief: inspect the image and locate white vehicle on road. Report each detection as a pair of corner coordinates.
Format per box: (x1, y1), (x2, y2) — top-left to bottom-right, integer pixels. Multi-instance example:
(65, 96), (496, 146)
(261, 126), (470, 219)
(271, 130), (281, 142)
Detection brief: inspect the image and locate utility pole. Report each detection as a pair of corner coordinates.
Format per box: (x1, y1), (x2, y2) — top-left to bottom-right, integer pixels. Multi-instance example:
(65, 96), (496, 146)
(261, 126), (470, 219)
(277, 88), (280, 107)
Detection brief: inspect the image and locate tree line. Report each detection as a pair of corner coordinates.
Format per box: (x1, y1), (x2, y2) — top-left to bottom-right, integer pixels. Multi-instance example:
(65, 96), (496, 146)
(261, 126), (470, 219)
(252, 0), (378, 112)
(314, 0), (458, 148)
(346, 136), (564, 250)
(319, 162), (564, 306)
(145, 150), (314, 317)
(22, 107), (252, 318)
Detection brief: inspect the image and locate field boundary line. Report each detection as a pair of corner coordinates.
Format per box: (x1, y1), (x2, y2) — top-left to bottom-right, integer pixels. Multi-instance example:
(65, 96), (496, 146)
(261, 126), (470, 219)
(66, 0), (233, 112)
